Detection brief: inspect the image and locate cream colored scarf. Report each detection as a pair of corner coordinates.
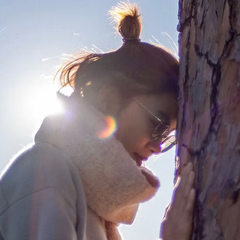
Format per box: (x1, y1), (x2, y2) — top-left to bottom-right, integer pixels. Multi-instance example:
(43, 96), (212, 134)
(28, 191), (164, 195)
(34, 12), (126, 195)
(35, 97), (160, 240)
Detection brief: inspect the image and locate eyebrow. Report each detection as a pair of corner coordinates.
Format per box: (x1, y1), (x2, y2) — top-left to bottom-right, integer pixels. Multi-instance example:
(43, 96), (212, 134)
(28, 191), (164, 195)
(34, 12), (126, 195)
(157, 110), (170, 124)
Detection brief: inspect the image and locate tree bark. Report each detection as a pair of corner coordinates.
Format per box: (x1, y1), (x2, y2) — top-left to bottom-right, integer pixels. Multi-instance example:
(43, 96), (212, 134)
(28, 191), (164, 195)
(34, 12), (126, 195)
(178, 0), (240, 239)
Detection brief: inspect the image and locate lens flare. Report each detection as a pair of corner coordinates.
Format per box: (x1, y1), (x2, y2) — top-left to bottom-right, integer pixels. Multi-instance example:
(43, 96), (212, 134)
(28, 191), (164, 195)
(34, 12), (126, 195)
(98, 116), (117, 139)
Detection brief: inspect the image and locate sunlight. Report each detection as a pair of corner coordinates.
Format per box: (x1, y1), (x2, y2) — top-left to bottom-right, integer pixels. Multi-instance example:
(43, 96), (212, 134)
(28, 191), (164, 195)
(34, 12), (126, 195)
(24, 84), (63, 122)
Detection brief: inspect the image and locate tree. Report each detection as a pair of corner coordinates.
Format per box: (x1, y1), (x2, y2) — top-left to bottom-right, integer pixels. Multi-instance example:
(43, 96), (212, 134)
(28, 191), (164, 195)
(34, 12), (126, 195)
(178, 0), (240, 239)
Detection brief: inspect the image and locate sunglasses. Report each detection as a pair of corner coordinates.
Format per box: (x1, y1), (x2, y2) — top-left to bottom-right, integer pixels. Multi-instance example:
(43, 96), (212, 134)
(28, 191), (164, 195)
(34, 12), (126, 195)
(131, 96), (176, 153)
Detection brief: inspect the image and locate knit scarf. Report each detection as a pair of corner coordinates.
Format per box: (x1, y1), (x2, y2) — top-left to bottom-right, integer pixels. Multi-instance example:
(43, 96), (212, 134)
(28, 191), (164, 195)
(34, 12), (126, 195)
(35, 97), (160, 240)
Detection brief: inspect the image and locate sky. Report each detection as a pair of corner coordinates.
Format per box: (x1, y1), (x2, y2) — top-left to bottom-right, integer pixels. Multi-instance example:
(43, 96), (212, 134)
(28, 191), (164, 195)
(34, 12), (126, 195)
(0, 0), (179, 239)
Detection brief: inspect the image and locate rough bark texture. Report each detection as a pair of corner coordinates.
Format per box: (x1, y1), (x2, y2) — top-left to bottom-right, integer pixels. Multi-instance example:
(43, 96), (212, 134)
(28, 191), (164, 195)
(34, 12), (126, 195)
(178, 0), (240, 239)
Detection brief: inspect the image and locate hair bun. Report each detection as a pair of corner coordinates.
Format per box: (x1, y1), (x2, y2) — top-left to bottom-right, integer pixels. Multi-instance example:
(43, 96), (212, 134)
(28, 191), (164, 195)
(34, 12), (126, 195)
(109, 2), (142, 40)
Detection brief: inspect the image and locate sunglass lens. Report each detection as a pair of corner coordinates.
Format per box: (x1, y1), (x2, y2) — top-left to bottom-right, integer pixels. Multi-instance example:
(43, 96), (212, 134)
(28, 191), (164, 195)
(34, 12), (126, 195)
(161, 135), (176, 153)
(151, 124), (169, 142)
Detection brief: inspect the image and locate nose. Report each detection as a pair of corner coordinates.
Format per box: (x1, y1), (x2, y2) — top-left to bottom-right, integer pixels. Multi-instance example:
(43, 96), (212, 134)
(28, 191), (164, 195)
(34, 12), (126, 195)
(149, 141), (162, 154)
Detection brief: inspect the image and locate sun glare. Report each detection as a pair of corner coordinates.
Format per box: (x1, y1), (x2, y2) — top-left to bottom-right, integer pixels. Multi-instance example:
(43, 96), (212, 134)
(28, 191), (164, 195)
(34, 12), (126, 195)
(98, 116), (117, 139)
(24, 84), (64, 122)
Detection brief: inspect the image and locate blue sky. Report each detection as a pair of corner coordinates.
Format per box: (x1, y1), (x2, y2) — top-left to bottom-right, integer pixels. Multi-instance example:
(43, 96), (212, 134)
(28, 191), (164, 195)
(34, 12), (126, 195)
(0, 0), (179, 239)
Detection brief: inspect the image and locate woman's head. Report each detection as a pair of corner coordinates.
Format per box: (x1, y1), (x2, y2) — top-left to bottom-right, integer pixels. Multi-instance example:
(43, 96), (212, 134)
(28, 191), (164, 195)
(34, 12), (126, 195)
(58, 2), (179, 162)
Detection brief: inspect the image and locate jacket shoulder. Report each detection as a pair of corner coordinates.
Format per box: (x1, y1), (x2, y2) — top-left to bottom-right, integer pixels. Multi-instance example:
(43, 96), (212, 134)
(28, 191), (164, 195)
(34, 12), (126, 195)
(0, 143), (82, 214)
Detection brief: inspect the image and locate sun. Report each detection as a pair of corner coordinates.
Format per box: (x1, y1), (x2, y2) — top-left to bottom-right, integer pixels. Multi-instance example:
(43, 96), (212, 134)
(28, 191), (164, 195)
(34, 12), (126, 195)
(24, 84), (64, 122)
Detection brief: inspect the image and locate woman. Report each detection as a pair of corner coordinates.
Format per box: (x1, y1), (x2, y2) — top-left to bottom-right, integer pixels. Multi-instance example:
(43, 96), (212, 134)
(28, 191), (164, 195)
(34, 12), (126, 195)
(0, 2), (195, 240)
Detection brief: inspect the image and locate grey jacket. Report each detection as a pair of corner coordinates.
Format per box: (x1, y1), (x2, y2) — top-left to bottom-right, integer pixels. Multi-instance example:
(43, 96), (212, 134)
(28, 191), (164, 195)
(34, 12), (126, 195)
(0, 143), (107, 240)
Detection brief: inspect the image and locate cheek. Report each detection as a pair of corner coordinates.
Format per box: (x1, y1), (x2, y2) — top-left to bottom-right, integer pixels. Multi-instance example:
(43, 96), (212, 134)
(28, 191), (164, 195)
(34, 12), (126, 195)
(115, 108), (151, 152)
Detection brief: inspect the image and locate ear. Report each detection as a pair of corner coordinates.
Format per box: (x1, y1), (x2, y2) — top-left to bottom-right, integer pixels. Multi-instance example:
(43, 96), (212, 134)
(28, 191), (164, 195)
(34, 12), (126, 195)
(97, 85), (122, 116)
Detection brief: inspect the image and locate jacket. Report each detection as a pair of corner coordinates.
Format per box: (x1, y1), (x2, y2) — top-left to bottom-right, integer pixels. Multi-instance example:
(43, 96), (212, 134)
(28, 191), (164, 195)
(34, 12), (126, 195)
(0, 143), (110, 240)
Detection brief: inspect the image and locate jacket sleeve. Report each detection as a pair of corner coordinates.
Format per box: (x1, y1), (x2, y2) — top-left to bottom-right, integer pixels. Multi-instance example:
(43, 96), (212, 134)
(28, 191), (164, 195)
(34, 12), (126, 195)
(0, 143), (86, 240)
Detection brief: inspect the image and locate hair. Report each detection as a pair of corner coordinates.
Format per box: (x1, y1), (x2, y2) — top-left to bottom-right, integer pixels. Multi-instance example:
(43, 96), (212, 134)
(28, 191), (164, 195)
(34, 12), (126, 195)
(57, 2), (179, 100)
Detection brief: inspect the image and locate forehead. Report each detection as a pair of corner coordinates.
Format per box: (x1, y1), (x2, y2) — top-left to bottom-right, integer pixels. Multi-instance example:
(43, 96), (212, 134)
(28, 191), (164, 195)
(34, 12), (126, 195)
(136, 93), (178, 125)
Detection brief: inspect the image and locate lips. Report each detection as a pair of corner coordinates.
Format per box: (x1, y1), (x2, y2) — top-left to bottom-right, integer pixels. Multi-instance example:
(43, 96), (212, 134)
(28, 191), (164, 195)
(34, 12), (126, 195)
(133, 153), (160, 188)
(133, 153), (143, 167)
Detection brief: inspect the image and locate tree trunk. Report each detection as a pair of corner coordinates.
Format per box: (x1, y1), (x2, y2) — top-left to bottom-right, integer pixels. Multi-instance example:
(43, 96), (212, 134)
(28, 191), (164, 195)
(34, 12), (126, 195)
(178, 0), (240, 239)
